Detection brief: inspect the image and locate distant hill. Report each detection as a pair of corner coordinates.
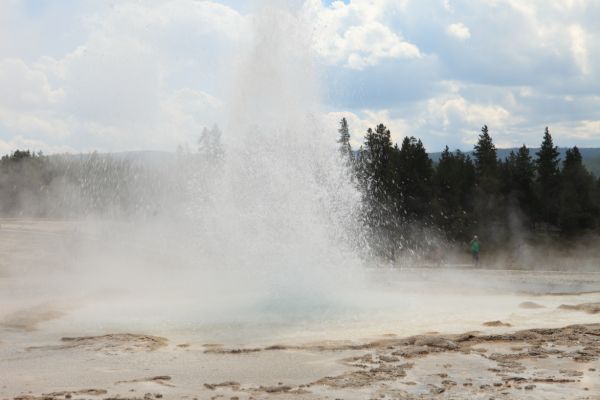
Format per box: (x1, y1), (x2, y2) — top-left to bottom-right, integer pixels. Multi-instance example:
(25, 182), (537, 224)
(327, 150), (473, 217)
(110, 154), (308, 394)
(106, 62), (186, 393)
(45, 148), (600, 177)
(429, 147), (600, 177)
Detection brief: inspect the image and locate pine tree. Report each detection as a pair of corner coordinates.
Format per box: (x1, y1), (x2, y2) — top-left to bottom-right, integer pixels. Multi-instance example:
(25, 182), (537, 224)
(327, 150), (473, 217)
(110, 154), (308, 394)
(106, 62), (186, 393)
(499, 151), (517, 196)
(513, 145), (536, 216)
(432, 147), (476, 239)
(498, 145), (537, 237)
(500, 146), (536, 209)
(198, 124), (225, 162)
(358, 124), (399, 260)
(473, 125), (498, 189)
(558, 146), (598, 234)
(395, 136), (433, 221)
(472, 125), (501, 240)
(360, 123), (393, 200)
(535, 127), (561, 227)
(337, 117), (353, 162)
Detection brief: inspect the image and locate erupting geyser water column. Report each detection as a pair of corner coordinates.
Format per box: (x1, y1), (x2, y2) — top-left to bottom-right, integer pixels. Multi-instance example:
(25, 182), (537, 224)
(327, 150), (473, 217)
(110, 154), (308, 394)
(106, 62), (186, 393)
(0, 1), (369, 340)
(185, 1), (366, 316)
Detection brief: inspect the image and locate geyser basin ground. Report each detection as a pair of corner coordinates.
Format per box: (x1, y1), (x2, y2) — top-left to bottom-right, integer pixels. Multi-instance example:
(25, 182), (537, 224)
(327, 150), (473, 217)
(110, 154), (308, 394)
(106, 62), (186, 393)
(1, 219), (599, 399)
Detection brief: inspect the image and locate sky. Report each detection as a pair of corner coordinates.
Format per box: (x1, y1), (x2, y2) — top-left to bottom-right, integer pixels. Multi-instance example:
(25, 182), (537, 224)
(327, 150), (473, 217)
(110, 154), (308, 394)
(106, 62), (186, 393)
(0, 0), (599, 154)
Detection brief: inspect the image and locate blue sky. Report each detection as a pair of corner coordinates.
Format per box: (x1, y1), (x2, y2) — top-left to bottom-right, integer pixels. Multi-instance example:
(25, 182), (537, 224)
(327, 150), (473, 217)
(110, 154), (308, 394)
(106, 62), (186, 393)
(0, 0), (599, 154)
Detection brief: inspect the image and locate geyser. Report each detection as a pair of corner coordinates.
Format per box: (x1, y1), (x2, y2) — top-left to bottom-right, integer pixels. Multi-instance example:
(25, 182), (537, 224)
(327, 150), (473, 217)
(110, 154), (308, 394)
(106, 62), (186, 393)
(0, 2), (371, 346)
(39, 0), (370, 333)
(181, 1), (366, 307)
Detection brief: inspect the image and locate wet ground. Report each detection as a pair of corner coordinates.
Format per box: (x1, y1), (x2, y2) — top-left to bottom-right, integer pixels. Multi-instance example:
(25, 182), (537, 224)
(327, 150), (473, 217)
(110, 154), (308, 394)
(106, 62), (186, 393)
(1, 219), (599, 399)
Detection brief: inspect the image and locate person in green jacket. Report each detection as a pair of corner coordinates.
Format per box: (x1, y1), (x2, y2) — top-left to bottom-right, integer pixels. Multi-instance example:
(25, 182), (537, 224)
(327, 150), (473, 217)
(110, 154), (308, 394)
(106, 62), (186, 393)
(470, 235), (480, 266)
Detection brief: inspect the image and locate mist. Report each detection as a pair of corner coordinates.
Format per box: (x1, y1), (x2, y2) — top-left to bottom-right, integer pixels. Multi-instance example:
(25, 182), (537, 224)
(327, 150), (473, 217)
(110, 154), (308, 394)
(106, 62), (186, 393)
(0, 2), (372, 340)
(2, 2), (600, 398)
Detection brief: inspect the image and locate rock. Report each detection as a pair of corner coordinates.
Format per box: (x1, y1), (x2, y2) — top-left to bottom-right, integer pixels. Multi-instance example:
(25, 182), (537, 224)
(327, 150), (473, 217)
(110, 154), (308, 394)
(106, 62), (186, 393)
(454, 332), (479, 342)
(519, 301), (545, 309)
(28, 334), (168, 354)
(265, 345), (287, 350)
(203, 382), (240, 391)
(115, 376), (172, 386)
(413, 336), (458, 350)
(428, 385), (445, 394)
(261, 385), (291, 393)
(392, 346), (429, 357)
(558, 303), (600, 314)
(559, 369), (583, 377)
(149, 376), (171, 381)
(483, 320), (512, 327)
(204, 347), (261, 354)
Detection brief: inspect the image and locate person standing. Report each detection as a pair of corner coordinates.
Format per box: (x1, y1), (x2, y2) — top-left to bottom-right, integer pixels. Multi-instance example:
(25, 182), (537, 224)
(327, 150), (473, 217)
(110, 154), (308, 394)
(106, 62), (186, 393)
(470, 235), (480, 266)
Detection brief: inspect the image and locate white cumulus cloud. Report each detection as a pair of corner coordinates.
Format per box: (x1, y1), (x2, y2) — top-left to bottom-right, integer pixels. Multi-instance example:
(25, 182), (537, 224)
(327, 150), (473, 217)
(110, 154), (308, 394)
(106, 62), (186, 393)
(305, 0), (420, 70)
(447, 23), (471, 40)
(0, 0), (246, 153)
(569, 24), (590, 74)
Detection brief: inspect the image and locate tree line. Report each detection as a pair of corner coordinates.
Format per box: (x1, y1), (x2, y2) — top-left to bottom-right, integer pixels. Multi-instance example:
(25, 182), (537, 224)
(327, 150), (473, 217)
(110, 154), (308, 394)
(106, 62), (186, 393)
(1, 122), (599, 260)
(0, 127), (224, 219)
(338, 118), (600, 259)
(0, 150), (171, 218)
